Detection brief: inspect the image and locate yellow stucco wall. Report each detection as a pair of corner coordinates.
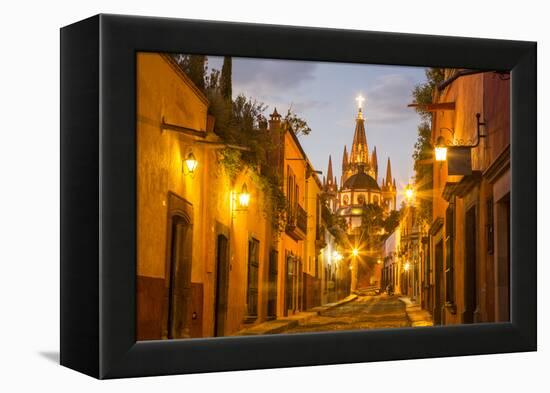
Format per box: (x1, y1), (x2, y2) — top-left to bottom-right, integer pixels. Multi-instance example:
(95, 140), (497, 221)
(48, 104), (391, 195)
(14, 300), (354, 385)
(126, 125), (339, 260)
(137, 52), (210, 280)
(137, 53), (274, 338)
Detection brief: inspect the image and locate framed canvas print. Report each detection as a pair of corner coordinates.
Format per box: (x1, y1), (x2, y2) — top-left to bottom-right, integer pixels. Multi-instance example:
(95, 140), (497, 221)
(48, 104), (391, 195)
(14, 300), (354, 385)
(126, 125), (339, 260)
(60, 14), (536, 379)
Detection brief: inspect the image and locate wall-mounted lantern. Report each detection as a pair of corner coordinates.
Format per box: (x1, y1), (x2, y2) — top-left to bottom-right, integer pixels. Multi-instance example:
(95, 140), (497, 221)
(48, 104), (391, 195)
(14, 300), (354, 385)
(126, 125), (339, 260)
(434, 113), (487, 167)
(232, 183), (250, 213)
(183, 151), (198, 175)
(434, 136), (448, 162)
(238, 183), (250, 209)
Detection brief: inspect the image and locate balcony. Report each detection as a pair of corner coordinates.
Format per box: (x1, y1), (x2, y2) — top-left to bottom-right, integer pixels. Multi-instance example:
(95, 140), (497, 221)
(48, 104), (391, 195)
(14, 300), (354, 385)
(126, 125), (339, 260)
(286, 204), (307, 241)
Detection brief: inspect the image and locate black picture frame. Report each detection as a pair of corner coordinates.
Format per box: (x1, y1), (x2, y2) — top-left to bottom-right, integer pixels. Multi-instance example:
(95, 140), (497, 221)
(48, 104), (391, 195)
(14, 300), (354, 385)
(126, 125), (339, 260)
(60, 14), (536, 379)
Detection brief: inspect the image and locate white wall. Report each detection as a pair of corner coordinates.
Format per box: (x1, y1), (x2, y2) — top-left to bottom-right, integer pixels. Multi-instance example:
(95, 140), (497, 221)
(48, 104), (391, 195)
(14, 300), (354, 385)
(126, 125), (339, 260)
(0, 1), (546, 392)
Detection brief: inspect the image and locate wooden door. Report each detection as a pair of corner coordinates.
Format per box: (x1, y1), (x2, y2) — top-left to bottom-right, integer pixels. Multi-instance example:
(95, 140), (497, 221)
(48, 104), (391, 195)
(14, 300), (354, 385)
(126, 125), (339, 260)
(464, 207), (477, 323)
(167, 215), (192, 339)
(434, 240), (444, 325)
(214, 235), (229, 336)
(267, 250), (278, 319)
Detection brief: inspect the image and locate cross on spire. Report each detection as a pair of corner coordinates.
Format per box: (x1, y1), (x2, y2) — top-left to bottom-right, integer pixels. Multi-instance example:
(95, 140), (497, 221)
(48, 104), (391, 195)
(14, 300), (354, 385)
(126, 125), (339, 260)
(356, 94), (365, 109)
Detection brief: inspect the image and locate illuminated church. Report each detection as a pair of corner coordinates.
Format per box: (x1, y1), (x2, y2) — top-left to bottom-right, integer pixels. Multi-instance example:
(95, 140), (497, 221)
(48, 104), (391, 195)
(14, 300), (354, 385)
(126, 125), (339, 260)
(323, 96), (397, 232)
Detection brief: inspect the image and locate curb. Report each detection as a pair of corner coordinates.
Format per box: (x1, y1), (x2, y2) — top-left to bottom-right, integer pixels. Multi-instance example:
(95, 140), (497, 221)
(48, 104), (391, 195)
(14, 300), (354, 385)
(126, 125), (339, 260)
(236, 294), (359, 335)
(398, 297), (434, 327)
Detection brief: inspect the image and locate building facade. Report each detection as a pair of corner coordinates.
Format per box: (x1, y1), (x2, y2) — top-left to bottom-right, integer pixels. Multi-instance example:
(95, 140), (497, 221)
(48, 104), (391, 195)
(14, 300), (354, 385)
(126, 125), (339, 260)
(425, 69), (510, 325)
(382, 229), (401, 294)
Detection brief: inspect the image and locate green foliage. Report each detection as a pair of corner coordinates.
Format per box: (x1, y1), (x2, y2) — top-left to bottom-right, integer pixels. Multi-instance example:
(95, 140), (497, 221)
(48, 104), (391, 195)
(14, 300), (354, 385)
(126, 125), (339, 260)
(320, 198), (347, 240)
(220, 56), (232, 101)
(411, 68), (445, 121)
(410, 68), (443, 227)
(361, 204), (385, 234)
(383, 209), (400, 234)
(254, 170), (288, 232)
(205, 68), (220, 90)
(283, 107), (312, 137)
(358, 204), (401, 246)
(173, 54), (207, 92)
(412, 121), (433, 226)
(174, 54), (313, 233)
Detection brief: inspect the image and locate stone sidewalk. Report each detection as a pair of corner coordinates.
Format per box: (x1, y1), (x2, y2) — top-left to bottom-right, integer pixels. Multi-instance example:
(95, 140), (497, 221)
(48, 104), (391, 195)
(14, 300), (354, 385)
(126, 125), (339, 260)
(234, 294), (359, 336)
(398, 296), (434, 327)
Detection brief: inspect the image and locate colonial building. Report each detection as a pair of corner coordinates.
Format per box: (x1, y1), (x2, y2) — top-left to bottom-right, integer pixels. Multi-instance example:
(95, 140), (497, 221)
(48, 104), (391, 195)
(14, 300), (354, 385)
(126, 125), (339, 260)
(421, 69), (510, 325)
(398, 201), (426, 304)
(267, 109), (347, 316)
(382, 229), (401, 294)
(136, 53), (278, 340)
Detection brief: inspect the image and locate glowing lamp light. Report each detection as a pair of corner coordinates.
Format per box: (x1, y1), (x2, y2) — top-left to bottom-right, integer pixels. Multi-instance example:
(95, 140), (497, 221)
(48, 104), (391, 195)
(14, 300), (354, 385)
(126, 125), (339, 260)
(404, 261), (411, 272)
(238, 183), (250, 209)
(377, 259), (382, 265)
(184, 152), (198, 175)
(405, 186), (415, 202)
(352, 248), (359, 257)
(435, 136), (448, 162)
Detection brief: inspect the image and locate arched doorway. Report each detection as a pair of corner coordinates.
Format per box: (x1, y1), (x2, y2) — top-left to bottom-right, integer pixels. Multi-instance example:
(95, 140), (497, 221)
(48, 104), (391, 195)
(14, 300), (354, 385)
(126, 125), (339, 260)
(164, 193), (194, 339)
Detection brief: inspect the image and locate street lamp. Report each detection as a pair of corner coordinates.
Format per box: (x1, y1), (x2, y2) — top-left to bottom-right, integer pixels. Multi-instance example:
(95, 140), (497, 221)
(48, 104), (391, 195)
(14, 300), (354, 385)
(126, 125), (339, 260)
(434, 136), (448, 162)
(434, 113), (487, 163)
(232, 183), (250, 212)
(238, 183), (250, 209)
(405, 184), (415, 203)
(183, 151), (198, 175)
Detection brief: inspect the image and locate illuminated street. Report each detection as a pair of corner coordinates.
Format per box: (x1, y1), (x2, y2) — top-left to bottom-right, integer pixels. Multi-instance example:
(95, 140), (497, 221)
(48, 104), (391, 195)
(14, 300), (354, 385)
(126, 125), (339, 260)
(133, 53), (511, 340)
(281, 295), (410, 333)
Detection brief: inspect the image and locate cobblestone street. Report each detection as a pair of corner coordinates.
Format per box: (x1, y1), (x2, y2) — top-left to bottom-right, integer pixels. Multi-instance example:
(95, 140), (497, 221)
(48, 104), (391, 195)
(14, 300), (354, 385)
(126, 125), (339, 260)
(281, 294), (411, 334)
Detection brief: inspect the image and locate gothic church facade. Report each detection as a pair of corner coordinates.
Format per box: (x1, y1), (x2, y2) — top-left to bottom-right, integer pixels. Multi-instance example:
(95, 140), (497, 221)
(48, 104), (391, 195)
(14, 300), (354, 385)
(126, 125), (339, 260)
(323, 102), (397, 233)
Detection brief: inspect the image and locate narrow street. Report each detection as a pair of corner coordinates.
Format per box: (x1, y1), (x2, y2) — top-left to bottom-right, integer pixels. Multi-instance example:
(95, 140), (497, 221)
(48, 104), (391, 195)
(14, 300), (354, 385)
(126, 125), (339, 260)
(281, 295), (410, 334)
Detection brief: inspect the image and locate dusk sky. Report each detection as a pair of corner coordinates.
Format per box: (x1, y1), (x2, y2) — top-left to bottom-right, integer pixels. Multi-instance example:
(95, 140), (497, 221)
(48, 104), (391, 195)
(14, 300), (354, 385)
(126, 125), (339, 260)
(209, 56), (428, 204)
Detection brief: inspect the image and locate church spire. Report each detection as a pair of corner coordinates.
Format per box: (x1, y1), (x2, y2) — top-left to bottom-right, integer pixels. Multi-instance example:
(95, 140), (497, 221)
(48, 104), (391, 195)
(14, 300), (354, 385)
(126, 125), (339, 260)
(385, 157), (393, 187)
(342, 145), (348, 167)
(327, 155), (334, 184)
(371, 147), (378, 179)
(350, 108), (369, 165)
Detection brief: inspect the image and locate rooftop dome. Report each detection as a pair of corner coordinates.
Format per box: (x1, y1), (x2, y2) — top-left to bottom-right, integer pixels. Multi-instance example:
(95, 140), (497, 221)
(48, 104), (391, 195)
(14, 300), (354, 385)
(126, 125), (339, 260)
(343, 172), (380, 191)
